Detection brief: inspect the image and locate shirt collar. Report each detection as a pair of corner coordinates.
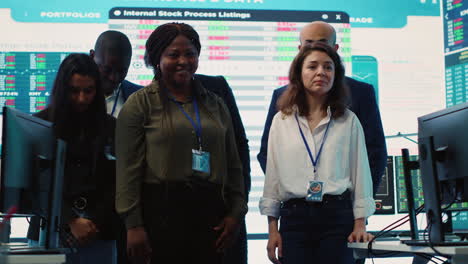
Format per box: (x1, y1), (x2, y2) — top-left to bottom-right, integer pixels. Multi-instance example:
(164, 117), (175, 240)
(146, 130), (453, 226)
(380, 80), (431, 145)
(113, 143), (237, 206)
(296, 106), (332, 128)
(105, 83), (121, 101)
(150, 78), (208, 99)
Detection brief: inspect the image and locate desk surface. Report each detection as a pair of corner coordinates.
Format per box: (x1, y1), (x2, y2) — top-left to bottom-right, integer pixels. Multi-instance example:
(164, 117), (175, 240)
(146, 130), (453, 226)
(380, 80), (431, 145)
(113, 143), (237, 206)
(349, 240), (468, 255)
(349, 240), (468, 264)
(0, 254), (66, 264)
(0, 244), (66, 264)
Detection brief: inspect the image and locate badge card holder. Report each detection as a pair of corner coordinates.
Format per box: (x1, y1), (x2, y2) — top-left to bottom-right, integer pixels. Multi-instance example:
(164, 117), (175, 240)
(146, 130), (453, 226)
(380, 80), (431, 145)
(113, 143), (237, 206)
(306, 180), (324, 202)
(192, 149), (210, 174)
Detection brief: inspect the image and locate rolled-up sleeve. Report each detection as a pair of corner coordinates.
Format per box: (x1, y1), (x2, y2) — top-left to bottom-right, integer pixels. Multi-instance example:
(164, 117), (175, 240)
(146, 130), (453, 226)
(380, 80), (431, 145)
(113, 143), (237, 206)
(115, 93), (147, 229)
(259, 115), (282, 218)
(349, 115), (376, 219)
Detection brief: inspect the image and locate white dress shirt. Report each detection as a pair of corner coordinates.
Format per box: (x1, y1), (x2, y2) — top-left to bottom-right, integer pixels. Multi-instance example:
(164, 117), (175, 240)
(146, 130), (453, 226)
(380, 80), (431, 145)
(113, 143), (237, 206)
(106, 85), (124, 117)
(259, 108), (375, 219)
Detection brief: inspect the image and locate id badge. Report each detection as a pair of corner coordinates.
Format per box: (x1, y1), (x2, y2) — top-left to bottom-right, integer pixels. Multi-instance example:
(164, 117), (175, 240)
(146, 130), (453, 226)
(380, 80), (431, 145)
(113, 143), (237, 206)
(192, 149), (210, 174)
(306, 180), (324, 202)
(104, 145), (116, 160)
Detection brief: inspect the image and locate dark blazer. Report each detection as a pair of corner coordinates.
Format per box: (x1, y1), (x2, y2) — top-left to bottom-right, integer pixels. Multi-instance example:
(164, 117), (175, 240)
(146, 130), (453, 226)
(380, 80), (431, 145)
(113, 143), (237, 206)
(120, 75), (251, 195)
(257, 77), (388, 194)
(121, 80), (142, 102)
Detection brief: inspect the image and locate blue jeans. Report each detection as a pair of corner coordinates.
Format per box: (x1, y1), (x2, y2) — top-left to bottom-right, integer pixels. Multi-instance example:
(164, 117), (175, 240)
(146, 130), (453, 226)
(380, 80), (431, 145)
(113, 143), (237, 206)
(279, 199), (355, 264)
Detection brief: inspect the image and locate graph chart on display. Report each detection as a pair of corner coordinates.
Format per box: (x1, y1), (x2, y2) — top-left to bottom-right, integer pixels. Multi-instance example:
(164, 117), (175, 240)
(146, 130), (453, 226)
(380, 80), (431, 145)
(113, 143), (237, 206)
(0, 52), (68, 113)
(374, 156), (396, 215)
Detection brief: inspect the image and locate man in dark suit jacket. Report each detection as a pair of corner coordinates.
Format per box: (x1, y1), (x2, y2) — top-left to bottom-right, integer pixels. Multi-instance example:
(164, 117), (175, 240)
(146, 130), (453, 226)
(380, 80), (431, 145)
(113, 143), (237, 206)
(122, 74), (251, 264)
(89, 30), (134, 264)
(90, 30), (135, 118)
(258, 21), (387, 198)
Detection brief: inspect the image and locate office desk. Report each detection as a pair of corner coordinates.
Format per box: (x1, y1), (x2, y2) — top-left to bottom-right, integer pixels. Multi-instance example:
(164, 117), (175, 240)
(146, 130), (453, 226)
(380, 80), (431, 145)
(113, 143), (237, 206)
(0, 244), (66, 264)
(0, 253), (66, 264)
(349, 240), (468, 264)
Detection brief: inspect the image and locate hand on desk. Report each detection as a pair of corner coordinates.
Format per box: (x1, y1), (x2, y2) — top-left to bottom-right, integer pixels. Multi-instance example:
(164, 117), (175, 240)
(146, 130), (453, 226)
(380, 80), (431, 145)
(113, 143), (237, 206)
(348, 217), (374, 243)
(68, 217), (99, 245)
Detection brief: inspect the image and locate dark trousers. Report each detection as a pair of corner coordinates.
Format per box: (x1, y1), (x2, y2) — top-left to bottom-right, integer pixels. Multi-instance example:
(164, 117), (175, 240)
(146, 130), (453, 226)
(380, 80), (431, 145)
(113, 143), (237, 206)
(142, 181), (226, 264)
(116, 224), (129, 264)
(66, 240), (116, 264)
(279, 198), (355, 264)
(222, 218), (247, 264)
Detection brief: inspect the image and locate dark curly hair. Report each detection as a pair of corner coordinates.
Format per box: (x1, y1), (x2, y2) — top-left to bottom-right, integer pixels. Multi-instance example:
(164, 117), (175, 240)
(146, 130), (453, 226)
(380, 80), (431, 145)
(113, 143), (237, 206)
(144, 22), (201, 79)
(277, 42), (349, 119)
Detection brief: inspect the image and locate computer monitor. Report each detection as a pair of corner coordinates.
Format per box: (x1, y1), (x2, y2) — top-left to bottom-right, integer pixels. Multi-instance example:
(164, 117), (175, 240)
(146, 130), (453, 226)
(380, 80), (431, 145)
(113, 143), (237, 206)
(418, 101), (468, 244)
(0, 106), (66, 249)
(452, 211), (468, 236)
(395, 155), (425, 214)
(374, 156), (396, 215)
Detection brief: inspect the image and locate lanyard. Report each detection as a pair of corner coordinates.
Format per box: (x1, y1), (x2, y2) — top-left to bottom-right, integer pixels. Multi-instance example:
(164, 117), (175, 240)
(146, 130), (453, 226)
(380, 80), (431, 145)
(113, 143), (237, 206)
(171, 97), (202, 150)
(110, 84), (121, 117)
(295, 113), (331, 174)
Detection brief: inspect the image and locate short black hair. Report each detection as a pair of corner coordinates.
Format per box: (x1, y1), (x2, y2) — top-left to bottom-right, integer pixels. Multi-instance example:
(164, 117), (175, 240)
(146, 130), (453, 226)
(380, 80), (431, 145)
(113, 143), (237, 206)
(94, 30), (132, 59)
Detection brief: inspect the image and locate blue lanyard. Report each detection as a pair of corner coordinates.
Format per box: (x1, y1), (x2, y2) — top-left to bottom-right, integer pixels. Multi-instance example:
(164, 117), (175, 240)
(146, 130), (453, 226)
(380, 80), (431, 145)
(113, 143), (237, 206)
(110, 85), (121, 117)
(295, 113), (331, 173)
(171, 97), (202, 150)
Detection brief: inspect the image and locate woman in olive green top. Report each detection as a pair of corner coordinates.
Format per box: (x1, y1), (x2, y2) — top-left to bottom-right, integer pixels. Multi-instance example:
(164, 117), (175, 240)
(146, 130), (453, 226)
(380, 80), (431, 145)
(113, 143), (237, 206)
(115, 22), (247, 264)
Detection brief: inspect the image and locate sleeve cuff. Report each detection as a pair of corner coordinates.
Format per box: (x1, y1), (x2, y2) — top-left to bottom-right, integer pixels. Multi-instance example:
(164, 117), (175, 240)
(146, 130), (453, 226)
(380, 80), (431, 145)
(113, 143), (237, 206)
(228, 201), (249, 220)
(353, 197), (376, 219)
(259, 197), (281, 218)
(123, 206), (144, 230)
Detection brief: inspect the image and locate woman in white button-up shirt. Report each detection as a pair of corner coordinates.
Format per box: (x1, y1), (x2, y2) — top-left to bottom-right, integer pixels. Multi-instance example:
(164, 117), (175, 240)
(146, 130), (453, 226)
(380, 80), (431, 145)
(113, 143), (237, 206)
(259, 42), (375, 264)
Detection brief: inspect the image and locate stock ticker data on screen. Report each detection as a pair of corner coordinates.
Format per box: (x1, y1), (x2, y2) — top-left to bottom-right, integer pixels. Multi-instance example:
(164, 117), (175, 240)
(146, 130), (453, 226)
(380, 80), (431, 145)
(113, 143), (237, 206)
(445, 49), (468, 107)
(452, 211), (468, 233)
(0, 9), (352, 126)
(444, 0), (468, 107)
(443, 0), (467, 53)
(394, 154), (468, 213)
(108, 8), (352, 91)
(394, 155), (425, 214)
(0, 52), (68, 113)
